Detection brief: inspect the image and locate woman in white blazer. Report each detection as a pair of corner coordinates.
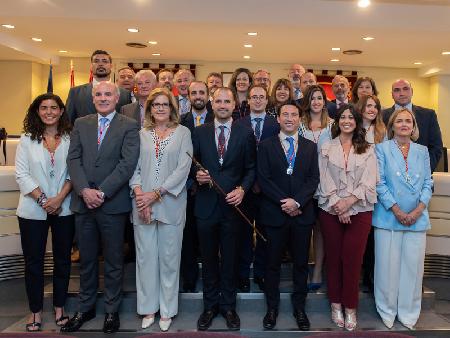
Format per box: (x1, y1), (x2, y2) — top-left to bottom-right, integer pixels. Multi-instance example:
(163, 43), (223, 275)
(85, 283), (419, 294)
(15, 93), (74, 331)
(129, 88), (192, 332)
(373, 108), (433, 330)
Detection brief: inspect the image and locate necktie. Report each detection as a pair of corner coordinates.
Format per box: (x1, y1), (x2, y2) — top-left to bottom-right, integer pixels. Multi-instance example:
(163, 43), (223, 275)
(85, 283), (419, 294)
(254, 117), (263, 142)
(295, 88), (301, 100)
(98, 117), (109, 148)
(195, 115), (202, 127)
(286, 136), (295, 163)
(180, 97), (190, 115)
(218, 125), (226, 160)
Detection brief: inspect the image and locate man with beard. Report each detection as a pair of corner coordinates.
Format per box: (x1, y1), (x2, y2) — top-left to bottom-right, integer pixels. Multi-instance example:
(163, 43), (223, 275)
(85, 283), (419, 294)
(328, 75), (350, 119)
(156, 68), (174, 92)
(180, 81), (214, 292)
(116, 67), (136, 102)
(235, 85), (280, 292)
(288, 64), (306, 100)
(66, 50), (132, 123)
(120, 69), (157, 128)
(194, 87), (256, 331)
(175, 69), (195, 116)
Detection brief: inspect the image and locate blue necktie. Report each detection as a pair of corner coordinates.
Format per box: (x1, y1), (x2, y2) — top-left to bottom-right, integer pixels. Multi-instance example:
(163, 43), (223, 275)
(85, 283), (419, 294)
(253, 117), (263, 142)
(98, 117), (109, 148)
(286, 136), (295, 164)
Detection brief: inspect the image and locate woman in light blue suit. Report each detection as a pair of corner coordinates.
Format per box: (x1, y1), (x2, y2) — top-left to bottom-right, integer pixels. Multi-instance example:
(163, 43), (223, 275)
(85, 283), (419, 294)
(373, 108), (433, 330)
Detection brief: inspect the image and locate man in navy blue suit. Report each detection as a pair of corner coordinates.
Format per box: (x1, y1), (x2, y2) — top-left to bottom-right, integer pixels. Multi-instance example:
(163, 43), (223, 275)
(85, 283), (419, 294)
(257, 103), (319, 331)
(235, 85), (280, 292)
(382, 79), (443, 173)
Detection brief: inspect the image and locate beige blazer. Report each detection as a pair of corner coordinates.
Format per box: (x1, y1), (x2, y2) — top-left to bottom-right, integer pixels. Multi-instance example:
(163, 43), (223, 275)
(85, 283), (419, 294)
(129, 125), (192, 225)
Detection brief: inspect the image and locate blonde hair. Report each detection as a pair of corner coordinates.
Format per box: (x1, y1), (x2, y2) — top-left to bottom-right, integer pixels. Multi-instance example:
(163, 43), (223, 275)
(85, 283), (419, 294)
(386, 108), (419, 141)
(143, 88), (179, 129)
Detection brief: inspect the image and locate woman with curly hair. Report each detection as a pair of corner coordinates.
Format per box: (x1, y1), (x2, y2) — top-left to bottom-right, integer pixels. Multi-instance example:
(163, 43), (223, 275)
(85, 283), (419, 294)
(316, 104), (377, 331)
(15, 93), (74, 331)
(228, 68), (253, 120)
(266, 78), (295, 118)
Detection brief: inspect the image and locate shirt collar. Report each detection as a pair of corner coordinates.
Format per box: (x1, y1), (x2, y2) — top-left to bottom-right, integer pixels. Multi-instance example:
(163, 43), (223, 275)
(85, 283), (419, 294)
(214, 118), (232, 130)
(97, 111), (116, 122)
(279, 130), (298, 142)
(250, 112), (266, 120)
(92, 77), (111, 87)
(395, 102), (413, 111)
(193, 109), (208, 118)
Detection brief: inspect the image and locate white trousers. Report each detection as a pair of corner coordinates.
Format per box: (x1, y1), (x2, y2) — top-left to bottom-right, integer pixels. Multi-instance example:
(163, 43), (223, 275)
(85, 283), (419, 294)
(374, 228), (426, 327)
(134, 221), (184, 317)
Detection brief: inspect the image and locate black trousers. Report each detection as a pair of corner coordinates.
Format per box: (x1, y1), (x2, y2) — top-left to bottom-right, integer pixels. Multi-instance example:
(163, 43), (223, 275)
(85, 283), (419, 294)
(197, 203), (240, 312)
(264, 220), (312, 311)
(180, 190), (199, 286)
(18, 215), (75, 313)
(75, 210), (127, 313)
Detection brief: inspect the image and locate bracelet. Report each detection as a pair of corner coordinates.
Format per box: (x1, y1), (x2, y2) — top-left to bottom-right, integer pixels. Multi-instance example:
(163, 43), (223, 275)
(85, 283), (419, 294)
(153, 189), (162, 202)
(36, 192), (48, 207)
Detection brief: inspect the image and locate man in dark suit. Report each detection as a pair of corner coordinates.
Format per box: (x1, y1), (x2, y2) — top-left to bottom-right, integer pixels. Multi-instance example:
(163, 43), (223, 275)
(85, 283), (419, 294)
(179, 81), (214, 292)
(327, 75), (350, 119)
(116, 66), (136, 102)
(234, 85), (280, 292)
(174, 69), (195, 116)
(288, 63), (306, 100)
(63, 82), (140, 334)
(257, 103), (319, 330)
(193, 87), (256, 331)
(66, 50), (131, 123)
(206, 72), (223, 114)
(382, 79), (443, 173)
(120, 69), (157, 128)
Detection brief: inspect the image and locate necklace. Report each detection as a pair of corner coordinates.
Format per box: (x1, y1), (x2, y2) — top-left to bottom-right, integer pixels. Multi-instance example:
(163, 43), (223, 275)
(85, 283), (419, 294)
(43, 135), (60, 178)
(394, 139), (410, 179)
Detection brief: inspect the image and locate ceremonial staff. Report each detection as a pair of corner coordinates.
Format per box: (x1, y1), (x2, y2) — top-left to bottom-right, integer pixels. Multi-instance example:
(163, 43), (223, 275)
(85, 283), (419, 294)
(186, 152), (266, 243)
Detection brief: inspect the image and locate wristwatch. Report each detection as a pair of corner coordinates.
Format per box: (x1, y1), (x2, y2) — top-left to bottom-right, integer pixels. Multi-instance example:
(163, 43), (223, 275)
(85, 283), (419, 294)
(98, 190), (105, 200)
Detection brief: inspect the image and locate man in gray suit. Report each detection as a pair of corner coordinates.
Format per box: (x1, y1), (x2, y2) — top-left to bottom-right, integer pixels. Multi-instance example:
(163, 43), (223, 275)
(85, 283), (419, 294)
(120, 69), (157, 128)
(63, 81), (140, 334)
(66, 50), (132, 123)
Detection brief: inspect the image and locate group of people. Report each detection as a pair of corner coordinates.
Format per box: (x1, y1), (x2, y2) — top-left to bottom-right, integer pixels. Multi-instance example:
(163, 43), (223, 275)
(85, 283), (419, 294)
(15, 49), (443, 333)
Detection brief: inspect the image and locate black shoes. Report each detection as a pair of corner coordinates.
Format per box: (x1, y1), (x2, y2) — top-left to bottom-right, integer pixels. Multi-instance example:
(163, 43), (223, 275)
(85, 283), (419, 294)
(263, 308), (278, 329)
(182, 282), (197, 293)
(222, 310), (240, 330)
(103, 312), (120, 334)
(60, 308), (96, 332)
(197, 309), (218, 331)
(253, 277), (265, 291)
(238, 278), (250, 292)
(293, 309), (310, 331)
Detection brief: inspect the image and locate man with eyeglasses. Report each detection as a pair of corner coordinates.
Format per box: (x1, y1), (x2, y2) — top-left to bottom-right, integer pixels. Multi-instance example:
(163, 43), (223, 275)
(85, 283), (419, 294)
(253, 69), (272, 92)
(194, 87), (256, 331)
(288, 64), (306, 100)
(235, 85), (280, 293)
(174, 69), (195, 116)
(66, 50), (132, 123)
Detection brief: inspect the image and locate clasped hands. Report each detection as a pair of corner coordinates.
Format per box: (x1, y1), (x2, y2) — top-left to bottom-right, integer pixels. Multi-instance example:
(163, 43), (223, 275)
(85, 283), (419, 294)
(82, 188), (104, 209)
(332, 196), (357, 224)
(134, 187), (160, 223)
(42, 196), (63, 215)
(391, 203), (424, 226)
(196, 169), (245, 206)
(281, 198), (301, 217)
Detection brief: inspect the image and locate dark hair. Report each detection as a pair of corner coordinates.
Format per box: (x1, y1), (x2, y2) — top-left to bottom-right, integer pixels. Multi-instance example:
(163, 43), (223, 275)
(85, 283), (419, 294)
(278, 102), (300, 116)
(91, 50), (112, 63)
(301, 85), (330, 129)
(156, 68), (174, 81)
(270, 78), (294, 106)
(188, 81), (209, 96)
(247, 84), (268, 100)
(331, 104), (370, 154)
(228, 68), (253, 94)
(351, 77), (379, 103)
(355, 94), (386, 144)
(23, 93), (72, 142)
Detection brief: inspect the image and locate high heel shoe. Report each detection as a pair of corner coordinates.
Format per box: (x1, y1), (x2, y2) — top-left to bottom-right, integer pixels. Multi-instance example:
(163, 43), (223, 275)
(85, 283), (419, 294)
(54, 307), (69, 327)
(26, 312), (42, 332)
(345, 308), (357, 331)
(330, 304), (344, 328)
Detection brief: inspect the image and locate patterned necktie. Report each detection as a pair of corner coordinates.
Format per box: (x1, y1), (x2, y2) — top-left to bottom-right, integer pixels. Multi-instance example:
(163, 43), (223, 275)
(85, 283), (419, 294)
(254, 117), (263, 142)
(180, 97), (190, 115)
(295, 88), (301, 100)
(98, 117), (109, 148)
(286, 136), (295, 162)
(195, 115), (202, 127)
(218, 125), (226, 159)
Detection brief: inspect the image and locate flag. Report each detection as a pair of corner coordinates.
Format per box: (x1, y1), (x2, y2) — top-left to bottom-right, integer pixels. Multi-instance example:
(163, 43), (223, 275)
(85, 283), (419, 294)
(70, 60), (75, 88)
(47, 62), (53, 93)
(88, 64), (93, 83)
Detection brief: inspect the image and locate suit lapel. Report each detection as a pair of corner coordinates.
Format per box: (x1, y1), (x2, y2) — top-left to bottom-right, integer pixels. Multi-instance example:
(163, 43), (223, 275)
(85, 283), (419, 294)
(85, 84), (95, 114)
(205, 123), (220, 164)
(222, 124), (238, 165)
(273, 135), (288, 168)
(389, 140), (413, 187)
(98, 114), (118, 154)
(134, 102), (141, 125)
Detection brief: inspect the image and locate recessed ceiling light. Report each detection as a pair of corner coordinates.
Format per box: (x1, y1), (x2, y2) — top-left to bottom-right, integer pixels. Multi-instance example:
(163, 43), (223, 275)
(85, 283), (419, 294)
(244, 44), (253, 48)
(247, 32), (257, 36)
(362, 36), (374, 41)
(148, 41), (157, 45)
(331, 47), (341, 51)
(243, 55), (251, 59)
(442, 51), (450, 55)
(1, 24), (15, 29)
(358, 0), (371, 8)
(59, 50), (68, 53)
(31, 37), (42, 42)
(414, 62), (422, 65)
(330, 59), (340, 62)
(127, 28), (139, 33)
(152, 53), (161, 56)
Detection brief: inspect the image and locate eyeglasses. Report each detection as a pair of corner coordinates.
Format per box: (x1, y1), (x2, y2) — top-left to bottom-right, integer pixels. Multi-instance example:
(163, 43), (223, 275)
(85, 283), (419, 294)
(250, 95), (266, 101)
(255, 77), (270, 83)
(151, 102), (170, 109)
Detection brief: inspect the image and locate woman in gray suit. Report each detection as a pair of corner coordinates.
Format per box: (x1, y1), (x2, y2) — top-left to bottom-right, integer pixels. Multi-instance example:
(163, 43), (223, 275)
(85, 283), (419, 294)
(129, 88), (192, 332)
